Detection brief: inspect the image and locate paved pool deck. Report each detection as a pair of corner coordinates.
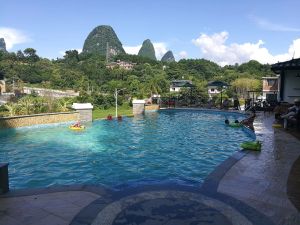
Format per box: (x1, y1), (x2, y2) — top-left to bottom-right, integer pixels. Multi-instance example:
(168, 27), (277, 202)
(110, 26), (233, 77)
(1, 112), (300, 225)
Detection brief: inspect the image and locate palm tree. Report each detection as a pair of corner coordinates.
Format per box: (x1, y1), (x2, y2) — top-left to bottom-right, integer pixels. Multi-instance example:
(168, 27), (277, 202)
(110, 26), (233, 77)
(4, 103), (18, 117)
(18, 97), (34, 115)
(56, 98), (72, 112)
(143, 76), (162, 98)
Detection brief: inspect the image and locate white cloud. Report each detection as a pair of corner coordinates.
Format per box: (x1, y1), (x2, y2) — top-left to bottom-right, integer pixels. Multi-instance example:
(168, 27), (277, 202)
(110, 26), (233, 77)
(59, 49), (82, 56)
(192, 31), (300, 66)
(250, 15), (300, 32)
(153, 42), (168, 59)
(0, 27), (31, 50)
(178, 51), (188, 59)
(124, 42), (168, 59)
(123, 45), (141, 55)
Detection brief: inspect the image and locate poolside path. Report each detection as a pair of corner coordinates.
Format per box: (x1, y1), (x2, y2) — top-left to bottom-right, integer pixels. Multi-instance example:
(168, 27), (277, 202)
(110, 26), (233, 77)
(218, 113), (300, 224)
(1, 112), (300, 225)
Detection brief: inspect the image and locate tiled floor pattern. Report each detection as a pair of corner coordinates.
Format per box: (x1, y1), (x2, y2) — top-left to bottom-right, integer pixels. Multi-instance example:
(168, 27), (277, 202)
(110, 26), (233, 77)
(218, 113), (300, 225)
(0, 191), (100, 225)
(90, 190), (251, 225)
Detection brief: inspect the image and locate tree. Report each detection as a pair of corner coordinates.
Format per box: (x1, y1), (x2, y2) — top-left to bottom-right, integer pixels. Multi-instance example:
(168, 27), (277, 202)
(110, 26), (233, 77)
(64, 50), (79, 65)
(3, 103), (18, 117)
(16, 50), (25, 61)
(56, 98), (72, 112)
(24, 48), (39, 62)
(231, 78), (261, 98)
(18, 96), (34, 115)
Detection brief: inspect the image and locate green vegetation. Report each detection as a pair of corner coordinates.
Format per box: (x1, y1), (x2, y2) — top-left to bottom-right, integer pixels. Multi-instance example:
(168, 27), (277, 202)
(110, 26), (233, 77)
(93, 104), (132, 120)
(0, 36), (275, 116)
(82, 25), (125, 56)
(0, 38), (6, 52)
(0, 95), (74, 117)
(138, 39), (156, 60)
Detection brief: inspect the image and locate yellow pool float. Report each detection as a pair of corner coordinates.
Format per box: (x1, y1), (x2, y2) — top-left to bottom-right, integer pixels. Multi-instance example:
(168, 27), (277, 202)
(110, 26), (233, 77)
(69, 125), (85, 131)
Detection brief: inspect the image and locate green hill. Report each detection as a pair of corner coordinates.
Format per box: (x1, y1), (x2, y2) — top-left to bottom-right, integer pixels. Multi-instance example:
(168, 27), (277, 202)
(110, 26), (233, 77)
(82, 25), (125, 56)
(161, 50), (175, 62)
(0, 38), (7, 52)
(138, 39), (156, 60)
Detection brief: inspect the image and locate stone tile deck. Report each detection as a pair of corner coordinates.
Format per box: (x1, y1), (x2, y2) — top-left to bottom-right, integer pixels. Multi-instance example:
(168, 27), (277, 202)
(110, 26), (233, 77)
(218, 113), (300, 224)
(0, 112), (299, 225)
(0, 191), (100, 225)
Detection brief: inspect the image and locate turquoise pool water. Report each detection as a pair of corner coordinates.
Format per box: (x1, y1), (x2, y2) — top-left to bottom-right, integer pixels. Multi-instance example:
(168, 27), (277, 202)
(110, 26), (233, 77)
(0, 110), (254, 189)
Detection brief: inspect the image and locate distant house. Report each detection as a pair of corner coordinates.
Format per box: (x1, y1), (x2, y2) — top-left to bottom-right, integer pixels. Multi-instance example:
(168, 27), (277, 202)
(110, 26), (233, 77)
(271, 58), (300, 103)
(106, 60), (136, 70)
(170, 80), (194, 92)
(262, 77), (278, 102)
(207, 81), (229, 99)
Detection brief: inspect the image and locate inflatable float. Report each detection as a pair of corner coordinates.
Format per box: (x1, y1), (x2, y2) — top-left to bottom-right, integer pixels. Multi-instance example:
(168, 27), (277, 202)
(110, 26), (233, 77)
(69, 125), (85, 131)
(229, 123), (243, 128)
(241, 141), (261, 151)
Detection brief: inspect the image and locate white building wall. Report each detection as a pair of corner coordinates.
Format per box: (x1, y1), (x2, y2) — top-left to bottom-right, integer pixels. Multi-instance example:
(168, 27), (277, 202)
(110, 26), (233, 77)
(207, 86), (221, 98)
(170, 87), (181, 92)
(283, 70), (300, 103)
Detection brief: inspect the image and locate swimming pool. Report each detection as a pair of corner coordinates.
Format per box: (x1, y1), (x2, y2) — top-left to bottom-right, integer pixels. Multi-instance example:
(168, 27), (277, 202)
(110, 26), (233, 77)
(0, 109), (254, 189)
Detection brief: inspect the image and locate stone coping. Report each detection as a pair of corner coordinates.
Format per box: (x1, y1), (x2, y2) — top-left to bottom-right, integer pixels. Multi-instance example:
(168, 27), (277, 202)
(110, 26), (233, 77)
(0, 111), (78, 120)
(160, 107), (247, 115)
(0, 184), (112, 198)
(0, 162), (9, 167)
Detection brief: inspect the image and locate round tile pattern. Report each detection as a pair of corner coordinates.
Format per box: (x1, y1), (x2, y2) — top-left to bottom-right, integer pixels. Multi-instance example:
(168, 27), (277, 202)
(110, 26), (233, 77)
(91, 191), (252, 225)
(113, 197), (232, 225)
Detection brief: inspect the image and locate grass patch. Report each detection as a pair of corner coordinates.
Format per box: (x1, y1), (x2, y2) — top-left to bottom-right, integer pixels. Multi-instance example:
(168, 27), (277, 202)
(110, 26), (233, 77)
(93, 105), (133, 120)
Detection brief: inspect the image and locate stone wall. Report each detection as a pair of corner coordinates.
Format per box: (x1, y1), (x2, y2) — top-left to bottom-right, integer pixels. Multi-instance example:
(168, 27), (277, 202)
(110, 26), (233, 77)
(77, 109), (93, 122)
(23, 87), (79, 98)
(0, 80), (5, 94)
(145, 104), (160, 111)
(0, 112), (79, 129)
(132, 100), (145, 115)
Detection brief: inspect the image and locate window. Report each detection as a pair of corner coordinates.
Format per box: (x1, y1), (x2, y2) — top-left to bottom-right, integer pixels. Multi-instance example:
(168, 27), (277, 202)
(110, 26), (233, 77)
(211, 88), (215, 92)
(267, 79), (276, 86)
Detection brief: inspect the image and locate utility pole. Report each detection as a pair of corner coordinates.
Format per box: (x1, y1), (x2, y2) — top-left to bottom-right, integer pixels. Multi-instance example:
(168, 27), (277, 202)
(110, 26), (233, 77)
(115, 89), (118, 117)
(115, 88), (126, 117)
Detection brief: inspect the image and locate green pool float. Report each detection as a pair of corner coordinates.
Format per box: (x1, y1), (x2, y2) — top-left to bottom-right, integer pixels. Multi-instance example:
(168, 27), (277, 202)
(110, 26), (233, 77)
(241, 141), (262, 151)
(229, 123), (242, 128)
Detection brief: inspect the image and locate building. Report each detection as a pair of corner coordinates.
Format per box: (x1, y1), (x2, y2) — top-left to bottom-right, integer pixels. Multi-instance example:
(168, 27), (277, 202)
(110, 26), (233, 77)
(262, 76), (278, 102)
(106, 60), (136, 70)
(207, 81), (229, 99)
(170, 80), (194, 92)
(271, 58), (300, 103)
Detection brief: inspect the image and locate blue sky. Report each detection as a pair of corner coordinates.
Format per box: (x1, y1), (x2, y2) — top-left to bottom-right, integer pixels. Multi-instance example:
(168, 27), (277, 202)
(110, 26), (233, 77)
(1, 0), (300, 65)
